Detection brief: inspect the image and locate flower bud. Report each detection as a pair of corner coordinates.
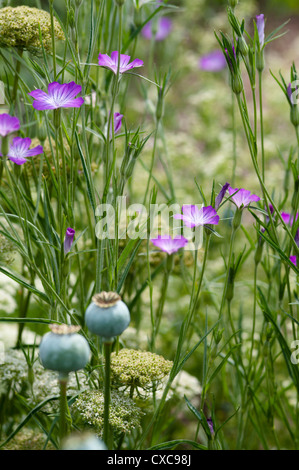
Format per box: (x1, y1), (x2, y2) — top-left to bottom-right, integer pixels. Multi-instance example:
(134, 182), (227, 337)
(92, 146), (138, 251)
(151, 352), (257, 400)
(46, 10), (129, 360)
(233, 208), (243, 231)
(1, 135), (9, 157)
(156, 87), (164, 121)
(64, 227), (75, 255)
(232, 73), (244, 95)
(67, 7), (76, 29)
(238, 36), (248, 56)
(115, 0), (125, 5)
(256, 50), (265, 72)
(228, 0), (238, 7)
(37, 120), (47, 143)
(290, 105), (299, 128)
(254, 237), (264, 265)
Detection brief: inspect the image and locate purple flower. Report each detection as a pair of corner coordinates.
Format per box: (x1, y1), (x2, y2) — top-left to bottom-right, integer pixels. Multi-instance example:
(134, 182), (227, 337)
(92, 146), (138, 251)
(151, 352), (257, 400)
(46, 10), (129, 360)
(142, 17), (172, 41)
(174, 205), (219, 228)
(199, 50), (227, 72)
(109, 112), (123, 138)
(281, 212), (298, 226)
(0, 113), (20, 137)
(228, 186), (260, 209)
(28, 82), (84, 110)
(215, 182), (230, 210)
(290, 255), (297, 266)
(64, 227), (75, 255)
(98, 51), (143, 75)
(0, 137), (43, 165)
(207, 417), (214, 435)
(150, 235), (188, 255)
(256, 14), (265, 48)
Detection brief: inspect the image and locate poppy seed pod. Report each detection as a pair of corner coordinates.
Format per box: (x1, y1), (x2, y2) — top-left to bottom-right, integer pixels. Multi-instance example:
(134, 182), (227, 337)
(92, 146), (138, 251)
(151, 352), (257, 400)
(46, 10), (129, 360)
(39, 324), (91, 375)
(85, 292), (130, 341)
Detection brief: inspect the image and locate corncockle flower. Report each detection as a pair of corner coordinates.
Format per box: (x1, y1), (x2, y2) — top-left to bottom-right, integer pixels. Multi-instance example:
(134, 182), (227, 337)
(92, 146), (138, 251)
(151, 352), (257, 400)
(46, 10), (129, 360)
(0, 113), (20, 137)
(228, 186), (260, 209)
(281, 212), (298, 226)
(290, 255), (297, 266)
(199, 51), (227, 72)
(109, 112), (123, 138)
(142, 17), (172, 41)
(64, 227), (75, 255)
(98, 51), (143, 75)
(28, 82), (84, 110)
(215, 182), (230, 210)
(0, 137), (43, 165)
(173, 205), (219, 228)
(255, 14), (265, 49)
(150, 235), (188, 255)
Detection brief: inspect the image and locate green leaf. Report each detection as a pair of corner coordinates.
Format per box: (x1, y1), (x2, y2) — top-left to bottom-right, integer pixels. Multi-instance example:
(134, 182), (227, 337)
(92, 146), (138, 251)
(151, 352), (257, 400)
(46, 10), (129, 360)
(148, 439), (207, 450)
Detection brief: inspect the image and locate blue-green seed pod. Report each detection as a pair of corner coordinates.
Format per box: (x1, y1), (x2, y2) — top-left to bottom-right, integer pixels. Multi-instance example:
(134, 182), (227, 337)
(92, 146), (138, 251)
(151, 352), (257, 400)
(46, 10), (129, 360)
(39, 324), (90, 375)
(62, 433), (107, 450)
(85, 292), (130, 340)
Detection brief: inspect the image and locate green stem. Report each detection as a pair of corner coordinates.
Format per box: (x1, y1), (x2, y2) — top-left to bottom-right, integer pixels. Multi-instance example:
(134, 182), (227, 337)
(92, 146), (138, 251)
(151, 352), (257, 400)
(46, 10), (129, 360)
(103, 341), (112, 449)
(231, 89), (237, 187)
(49, 0), (57, 79)
(59, 374), (69, 445)
(12, 49), (23, 106)
(219, 226), (236, 320)
(258, 70), (265, 182)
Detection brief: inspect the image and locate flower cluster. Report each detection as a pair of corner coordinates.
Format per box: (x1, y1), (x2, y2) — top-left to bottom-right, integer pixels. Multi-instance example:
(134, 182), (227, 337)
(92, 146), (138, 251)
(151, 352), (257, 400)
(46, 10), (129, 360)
(72, 389), (144, 438)
(110, 348), (173, 391)
(0, 6), (64, 54)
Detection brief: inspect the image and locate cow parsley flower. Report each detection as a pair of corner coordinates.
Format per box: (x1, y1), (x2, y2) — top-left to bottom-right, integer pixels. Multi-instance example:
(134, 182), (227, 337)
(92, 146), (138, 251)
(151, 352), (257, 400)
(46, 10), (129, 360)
(0, 6), (64, 54)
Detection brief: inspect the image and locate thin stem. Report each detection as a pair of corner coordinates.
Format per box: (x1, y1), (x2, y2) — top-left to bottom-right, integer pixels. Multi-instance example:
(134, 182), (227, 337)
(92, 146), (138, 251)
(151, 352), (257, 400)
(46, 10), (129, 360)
(219, 226), (236, 320)
(231, 89), (237, 187)
(259, 70), (265, 181)
(11, 49), (23, 106)
(59, 374), (69, 445)
(103, 341), (112, 449)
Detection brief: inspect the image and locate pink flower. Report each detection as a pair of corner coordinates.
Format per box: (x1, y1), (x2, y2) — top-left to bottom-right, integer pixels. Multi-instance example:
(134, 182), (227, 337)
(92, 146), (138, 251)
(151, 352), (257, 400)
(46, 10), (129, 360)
(199, 51), (227, 72)
(150, 235), (188, 255)
(98, 51), (143, 75)
(0, 113), (20, 137)
(28, 82), (84, 110)
(228, 186), (260, 209)
(110, 112), (123, 138)
(1, 137), (43, 165)
(142, 17), (172, 41)
(173, 205), (219, 228)
(290, 255), (297, 266)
